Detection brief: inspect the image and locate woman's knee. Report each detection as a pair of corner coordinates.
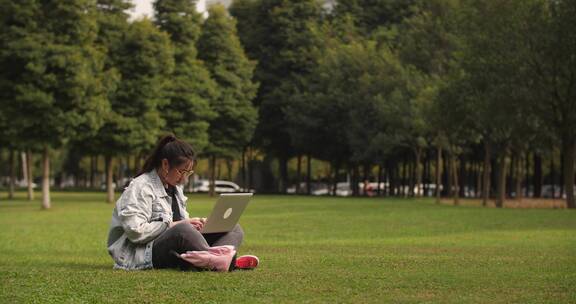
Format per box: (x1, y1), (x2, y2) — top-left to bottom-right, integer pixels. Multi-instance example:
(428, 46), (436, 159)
(233, 224), (244, 236)
(171, 222), (199, 238)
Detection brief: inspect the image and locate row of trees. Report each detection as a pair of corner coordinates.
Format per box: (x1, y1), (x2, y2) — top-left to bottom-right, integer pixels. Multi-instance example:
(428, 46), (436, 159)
(0, 0), (258, 208)
(1, 0), (575, 209)
(227, 0), (576, 208)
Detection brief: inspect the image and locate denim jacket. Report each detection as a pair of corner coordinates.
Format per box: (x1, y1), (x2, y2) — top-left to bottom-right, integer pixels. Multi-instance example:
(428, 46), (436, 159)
(106, 170), (189, 270)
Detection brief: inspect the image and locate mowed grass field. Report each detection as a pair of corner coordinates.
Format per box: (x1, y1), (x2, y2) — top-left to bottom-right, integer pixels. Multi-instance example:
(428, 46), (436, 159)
(0, 192), (575, 303)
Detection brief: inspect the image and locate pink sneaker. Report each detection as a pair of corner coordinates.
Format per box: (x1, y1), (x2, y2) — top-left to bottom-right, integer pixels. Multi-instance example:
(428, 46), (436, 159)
(180, 246), (236, 272)
(207, 245), (235, 256)
(235, 255), (259, 270)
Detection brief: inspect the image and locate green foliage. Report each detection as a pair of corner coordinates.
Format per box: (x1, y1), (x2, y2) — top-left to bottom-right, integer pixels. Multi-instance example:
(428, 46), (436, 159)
(197, 5), (258, 158)
(93, 19), (175, 156)
(231, 0), (324, 160)
(392, 0), (466, 150)
(520, 0), (576, 143)
(70, 0), (133, 157)
(287, 39), (410, 165)
(0, 0), (109, 150)
(154, 0), (217, 152)
(333, 0), (418, 36)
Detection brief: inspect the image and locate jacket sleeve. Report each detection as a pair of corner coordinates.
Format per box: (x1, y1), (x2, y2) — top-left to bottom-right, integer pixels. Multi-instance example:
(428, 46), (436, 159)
(117, 183), (169, 244)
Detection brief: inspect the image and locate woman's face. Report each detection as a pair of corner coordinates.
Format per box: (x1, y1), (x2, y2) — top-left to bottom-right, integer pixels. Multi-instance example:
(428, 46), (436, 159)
(161, 158), (194, 187)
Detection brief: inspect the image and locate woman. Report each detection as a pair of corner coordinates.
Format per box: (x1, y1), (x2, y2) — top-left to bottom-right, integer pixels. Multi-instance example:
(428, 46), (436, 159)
(106, 134), (259, 271)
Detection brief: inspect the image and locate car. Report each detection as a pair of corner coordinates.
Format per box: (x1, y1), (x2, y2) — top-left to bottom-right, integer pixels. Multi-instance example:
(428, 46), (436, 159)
(192, 180), (243, 193)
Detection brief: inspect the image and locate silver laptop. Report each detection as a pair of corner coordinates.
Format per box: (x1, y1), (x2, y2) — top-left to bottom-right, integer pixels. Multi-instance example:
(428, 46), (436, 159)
(200, 193), (253, 234)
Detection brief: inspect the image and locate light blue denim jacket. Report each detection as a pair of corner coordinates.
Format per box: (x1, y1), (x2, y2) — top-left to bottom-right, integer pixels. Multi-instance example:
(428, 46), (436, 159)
(106, 170), (189, 270)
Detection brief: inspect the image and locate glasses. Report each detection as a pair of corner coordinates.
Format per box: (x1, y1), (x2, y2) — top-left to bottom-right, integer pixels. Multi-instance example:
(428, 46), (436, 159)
(176, 168), (194, 177)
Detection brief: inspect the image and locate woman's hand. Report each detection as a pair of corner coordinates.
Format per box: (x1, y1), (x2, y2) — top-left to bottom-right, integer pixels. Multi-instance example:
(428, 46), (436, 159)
(188, 217), (206, 231)
(170, 217), (206, 231)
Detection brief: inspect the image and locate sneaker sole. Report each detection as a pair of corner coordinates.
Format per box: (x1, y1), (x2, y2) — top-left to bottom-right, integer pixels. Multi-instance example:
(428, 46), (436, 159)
(235, 255), (259, 270)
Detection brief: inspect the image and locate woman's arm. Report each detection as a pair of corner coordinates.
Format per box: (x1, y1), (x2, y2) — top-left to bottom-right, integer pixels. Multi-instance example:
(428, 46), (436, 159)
(117, 184), (169, 244)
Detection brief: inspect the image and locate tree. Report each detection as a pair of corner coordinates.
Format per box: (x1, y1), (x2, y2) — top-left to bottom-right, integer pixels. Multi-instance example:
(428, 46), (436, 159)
(98, 19), (175, 203)
(449, 0), (543, 207)
(333, 0), (417, 36)
(69, 0), (133, 200)
(392, 0), (465, 200)
(154, 0), (217, 152)
(1, 0), (109, 208)
(231, 0), (324, 192)
(520, 0), (576, 208)
(197, 5), (258, 196)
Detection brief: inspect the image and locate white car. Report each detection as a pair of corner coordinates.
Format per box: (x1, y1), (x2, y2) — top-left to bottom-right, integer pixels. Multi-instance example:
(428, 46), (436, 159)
(192, 180), (242, 193)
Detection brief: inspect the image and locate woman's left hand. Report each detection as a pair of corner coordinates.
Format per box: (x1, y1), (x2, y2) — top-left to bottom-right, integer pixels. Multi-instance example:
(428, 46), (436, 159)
(189, 217), (207, 231)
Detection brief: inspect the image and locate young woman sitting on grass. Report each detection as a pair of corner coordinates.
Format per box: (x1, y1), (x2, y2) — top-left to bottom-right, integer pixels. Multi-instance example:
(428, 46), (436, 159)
(106, 134), (259, 271)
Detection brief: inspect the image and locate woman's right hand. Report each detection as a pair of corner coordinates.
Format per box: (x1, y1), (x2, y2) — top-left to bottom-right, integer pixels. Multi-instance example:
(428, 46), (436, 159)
(170, 218), (205, 231)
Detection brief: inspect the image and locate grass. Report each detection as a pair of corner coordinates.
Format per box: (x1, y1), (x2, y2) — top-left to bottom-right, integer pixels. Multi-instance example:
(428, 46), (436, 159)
(0, 192), (575, 303)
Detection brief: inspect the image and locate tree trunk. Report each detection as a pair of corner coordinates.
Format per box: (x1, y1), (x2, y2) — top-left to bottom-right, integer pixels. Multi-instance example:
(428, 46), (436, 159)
(562, 141), (576, 208)
(279, 156), (288, 193)
(306, 154), (311, 195)
(408, 159), (415, 197)
(105, 155), (115, 203)
(533, 153), (542, 198)
(209, 155), (216, 197)
(451, 153), (459, 206)
(495, 152), (508, 208)
(42, 146), (51, 209)
(392, 163), (399, 196)
(442, 152), (450, 197)
(8, 149), (15, 199)
(226, 159), (233, 181)
(508, 155), (515, 198)
(476, 162), (482, 198)
(424, 151), (430, 196)
(459, 154), (466, 198)
(402, 158), (408, 197)
(515, 155), (523, 200)
(550, 156), (555, 199)
(241, 148), (246, 191)
(377, 164), (383, 196)
(482, 142), (491, 206)
(296, 155), (302, 194)
(446, 151), (453, 200)
(331, 162), (339, 196)
(26, 150), (34, 201)
(90, 156), (96, 188)
(387, 162), (395, 196)
(560, 152), (565, 198)
(435, 145), (442, 204)
(524, 152), (530, 197)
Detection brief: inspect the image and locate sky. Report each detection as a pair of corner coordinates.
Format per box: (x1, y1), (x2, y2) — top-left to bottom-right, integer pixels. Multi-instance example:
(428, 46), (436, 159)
(129, 0), (155, 19)
(128, 0), (233, 20)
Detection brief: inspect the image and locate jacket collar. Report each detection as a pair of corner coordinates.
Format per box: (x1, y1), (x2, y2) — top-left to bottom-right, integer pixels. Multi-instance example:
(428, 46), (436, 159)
(148, 170), (188, 202)
(149, 170), (169, 198)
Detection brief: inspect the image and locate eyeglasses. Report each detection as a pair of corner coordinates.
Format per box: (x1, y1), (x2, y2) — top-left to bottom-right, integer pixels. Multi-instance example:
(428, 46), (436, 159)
(176, 168), (194, 177)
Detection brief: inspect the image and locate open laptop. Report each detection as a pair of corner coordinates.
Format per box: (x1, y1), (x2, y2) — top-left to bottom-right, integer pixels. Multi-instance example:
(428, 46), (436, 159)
(200, 193), (253, 234)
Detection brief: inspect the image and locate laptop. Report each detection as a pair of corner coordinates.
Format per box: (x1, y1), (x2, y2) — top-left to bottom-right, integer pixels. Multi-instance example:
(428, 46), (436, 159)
(200, 193), (253, 234)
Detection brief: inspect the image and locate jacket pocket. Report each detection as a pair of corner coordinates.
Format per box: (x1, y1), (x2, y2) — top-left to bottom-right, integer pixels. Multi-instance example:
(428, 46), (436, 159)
(151, 201), (165, 222)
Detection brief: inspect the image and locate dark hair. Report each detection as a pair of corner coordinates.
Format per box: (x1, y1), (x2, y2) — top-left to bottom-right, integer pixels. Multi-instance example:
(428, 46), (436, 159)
(136, 134), (196, 177)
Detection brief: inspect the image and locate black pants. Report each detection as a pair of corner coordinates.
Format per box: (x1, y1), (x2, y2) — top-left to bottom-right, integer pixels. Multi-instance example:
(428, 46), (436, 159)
(152, 222), (244, 271)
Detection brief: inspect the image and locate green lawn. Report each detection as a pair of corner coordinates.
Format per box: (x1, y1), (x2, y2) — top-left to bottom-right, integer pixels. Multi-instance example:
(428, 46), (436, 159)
(0, 192), (575, 303)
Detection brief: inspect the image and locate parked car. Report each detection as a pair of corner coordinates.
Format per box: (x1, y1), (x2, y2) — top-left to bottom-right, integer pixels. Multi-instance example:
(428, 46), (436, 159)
(192, 180), (243, 193)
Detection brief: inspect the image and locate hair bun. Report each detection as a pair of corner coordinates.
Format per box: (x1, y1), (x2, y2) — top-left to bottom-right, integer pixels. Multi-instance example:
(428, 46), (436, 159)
(159, 134), (177, 146)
